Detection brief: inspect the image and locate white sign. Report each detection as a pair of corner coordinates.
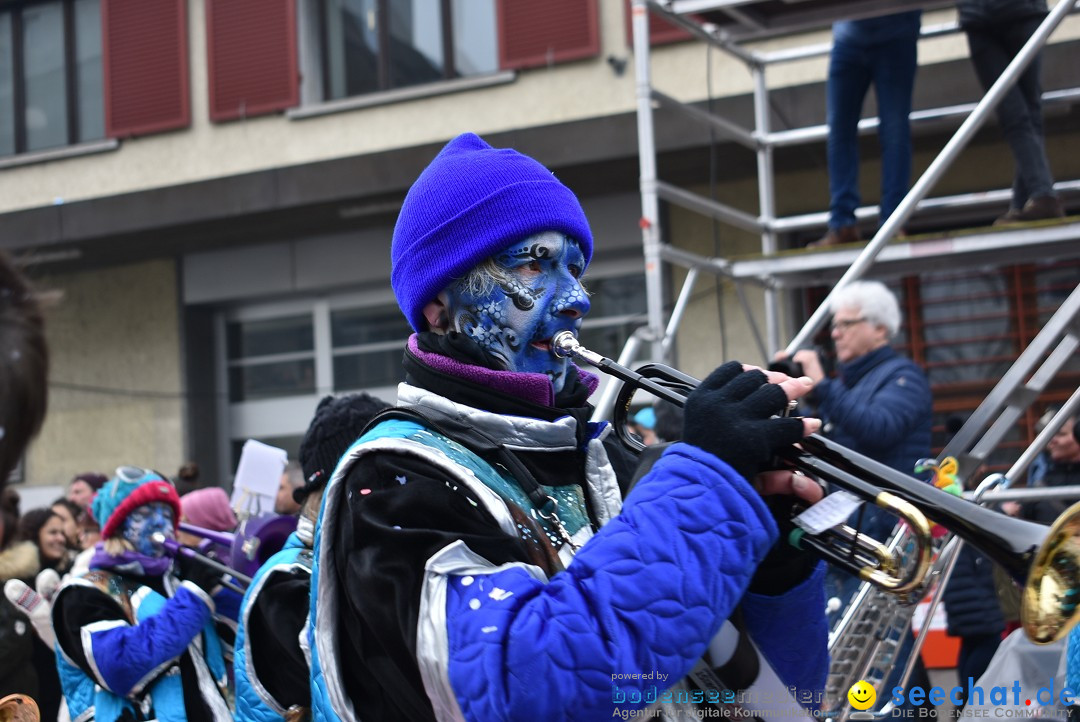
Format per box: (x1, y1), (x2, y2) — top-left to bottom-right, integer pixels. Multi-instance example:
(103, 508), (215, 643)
(230, 440), (287, 517)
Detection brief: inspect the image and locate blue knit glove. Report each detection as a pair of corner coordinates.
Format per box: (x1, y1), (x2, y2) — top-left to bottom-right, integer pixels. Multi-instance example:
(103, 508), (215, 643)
(683, 362), (805, 482)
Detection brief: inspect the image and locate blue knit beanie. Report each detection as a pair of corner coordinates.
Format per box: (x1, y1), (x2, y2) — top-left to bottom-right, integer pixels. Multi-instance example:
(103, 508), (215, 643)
(92, 466), (181, 540)
(391, 133), (594, 332)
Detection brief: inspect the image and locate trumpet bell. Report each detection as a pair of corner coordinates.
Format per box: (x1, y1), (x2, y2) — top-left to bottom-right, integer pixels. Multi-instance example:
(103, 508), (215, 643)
(0, 694), (39, 722)
(1023, 501), (1080, 643)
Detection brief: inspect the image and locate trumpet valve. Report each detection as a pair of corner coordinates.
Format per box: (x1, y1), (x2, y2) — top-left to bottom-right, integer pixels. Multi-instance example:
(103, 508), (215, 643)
(241, 536), (262, 561)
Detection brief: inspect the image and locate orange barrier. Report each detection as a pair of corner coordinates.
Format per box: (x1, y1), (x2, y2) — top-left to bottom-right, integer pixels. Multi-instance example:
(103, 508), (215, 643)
(911, 596), (961, 669)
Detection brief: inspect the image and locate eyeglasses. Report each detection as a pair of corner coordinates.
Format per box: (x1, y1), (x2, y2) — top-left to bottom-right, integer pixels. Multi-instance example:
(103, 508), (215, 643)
(831, 317), (867, 332)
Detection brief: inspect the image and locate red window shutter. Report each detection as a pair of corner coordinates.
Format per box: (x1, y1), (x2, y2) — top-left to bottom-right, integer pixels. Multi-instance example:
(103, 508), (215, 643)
(206, 0), (298, 122)
(623, 0), (695, 47)
(102, 0), (190, 138)
(498, 0), (600, 71)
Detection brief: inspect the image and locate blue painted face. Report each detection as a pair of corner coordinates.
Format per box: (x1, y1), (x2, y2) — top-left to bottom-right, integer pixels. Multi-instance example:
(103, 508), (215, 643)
(121, 501), (175, 557)
(444, 232), (590, 392)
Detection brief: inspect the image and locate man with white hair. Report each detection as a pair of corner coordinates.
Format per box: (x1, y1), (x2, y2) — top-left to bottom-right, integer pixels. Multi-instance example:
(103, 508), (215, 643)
(789, 280), (932, 481)
(784, 279), (933, 708)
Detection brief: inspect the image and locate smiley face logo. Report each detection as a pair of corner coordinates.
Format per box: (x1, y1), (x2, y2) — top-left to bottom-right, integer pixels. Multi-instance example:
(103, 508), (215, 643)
(847, 680), (876, 710)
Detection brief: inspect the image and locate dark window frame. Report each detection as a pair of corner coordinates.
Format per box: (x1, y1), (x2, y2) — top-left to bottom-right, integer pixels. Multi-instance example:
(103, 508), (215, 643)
(315, 0), (462, 101)
(1, 0), (101, 156)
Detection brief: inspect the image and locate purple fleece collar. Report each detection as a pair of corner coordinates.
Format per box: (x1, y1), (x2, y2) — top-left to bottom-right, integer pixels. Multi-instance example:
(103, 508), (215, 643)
(89, 543), (173, 577)
(407, 334), (599, 407)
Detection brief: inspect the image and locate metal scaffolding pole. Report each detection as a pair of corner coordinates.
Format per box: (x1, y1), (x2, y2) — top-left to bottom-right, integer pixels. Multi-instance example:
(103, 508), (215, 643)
(752, 63), (782, 353)
(633, 0), (667, 365)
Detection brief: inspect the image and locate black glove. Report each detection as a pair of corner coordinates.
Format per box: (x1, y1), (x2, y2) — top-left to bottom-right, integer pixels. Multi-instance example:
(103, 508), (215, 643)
(177, 553), (222, 596)
(682, 361), (805, 482)
(747, 492), (818, 595)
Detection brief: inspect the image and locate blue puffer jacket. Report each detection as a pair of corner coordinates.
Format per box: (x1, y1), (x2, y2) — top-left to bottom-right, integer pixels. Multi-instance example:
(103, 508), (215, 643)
(53, 573), (231, 722)
(234, 531), (310, 722)
(308, 384), (829, 721)
(942, 545), (1005, 638)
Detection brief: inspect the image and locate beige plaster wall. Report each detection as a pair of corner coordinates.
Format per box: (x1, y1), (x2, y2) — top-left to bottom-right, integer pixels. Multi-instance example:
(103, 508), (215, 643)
(24, 259), (185, 486)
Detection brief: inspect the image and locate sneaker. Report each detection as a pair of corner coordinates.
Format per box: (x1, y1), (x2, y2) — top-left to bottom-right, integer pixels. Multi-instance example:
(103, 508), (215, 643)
(1016, 195), (1065, 221)
(808, 225), (860, 248)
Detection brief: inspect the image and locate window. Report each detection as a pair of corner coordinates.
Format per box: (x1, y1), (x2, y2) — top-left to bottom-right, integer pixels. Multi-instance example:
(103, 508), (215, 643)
(313, 0), (497, 102)
(0, 0), (104, 156)
(331, 304), (412, 390)
(226, 314), (316, 402)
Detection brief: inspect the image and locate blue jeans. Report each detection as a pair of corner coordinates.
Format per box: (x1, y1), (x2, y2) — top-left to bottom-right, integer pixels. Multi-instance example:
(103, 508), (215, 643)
(826, 20), (919, 229)
(965, 15), (1055, 208)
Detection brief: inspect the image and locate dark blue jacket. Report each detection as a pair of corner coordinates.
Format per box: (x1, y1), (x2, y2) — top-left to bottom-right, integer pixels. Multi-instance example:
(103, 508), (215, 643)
(815, 345), (932, 477)
(942, 545), (1005, 638)
(814, 346), (932, 541)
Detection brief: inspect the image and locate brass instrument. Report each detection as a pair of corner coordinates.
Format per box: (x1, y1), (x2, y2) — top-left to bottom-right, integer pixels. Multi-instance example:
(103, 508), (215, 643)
(0, 694), (39, 722)
(552, 330), (1080, 643)
(151, 532), (253, 593)
(179, 513), (297, 579)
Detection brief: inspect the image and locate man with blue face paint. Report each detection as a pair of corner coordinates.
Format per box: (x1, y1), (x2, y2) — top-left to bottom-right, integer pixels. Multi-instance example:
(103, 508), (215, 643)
(307, 133), (830, 721)
(432, 230), (589, 392)
(51, 467), (232, 721)
(120, 501), (175, 556)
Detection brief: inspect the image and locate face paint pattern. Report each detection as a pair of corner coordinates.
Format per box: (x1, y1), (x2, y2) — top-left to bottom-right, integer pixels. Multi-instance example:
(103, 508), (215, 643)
(121, 502), (175, 557)
(445, 232), (589, 392)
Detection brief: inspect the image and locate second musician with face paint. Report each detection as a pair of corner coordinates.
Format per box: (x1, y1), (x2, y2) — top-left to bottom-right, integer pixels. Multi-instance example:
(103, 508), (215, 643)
(50, 468), (233, 722)
(305, 133), (830, 721)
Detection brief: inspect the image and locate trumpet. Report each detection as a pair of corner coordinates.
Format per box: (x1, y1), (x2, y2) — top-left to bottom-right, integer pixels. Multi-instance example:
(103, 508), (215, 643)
(553, 330), (1080, 644)
(151, 532), (252, 593)
(178, 513), (297, 580)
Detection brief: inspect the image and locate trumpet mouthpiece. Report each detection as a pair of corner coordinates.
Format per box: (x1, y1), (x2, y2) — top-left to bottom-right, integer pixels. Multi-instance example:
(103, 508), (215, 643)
(552, 331), (579, 359)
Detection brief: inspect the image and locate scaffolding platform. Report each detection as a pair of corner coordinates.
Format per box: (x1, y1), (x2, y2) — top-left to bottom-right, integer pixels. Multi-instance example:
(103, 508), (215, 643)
(660, 0), (953, 42)
(728, 216), (1080, 288)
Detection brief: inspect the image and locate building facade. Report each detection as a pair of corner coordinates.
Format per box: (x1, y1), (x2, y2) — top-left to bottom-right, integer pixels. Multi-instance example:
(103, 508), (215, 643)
(1, 0), (1078, 487)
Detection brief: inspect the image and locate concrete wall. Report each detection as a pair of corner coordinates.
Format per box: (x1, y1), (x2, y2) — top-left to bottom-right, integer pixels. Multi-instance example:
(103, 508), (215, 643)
(25, 259), (184, 486)
(3, 0), (1078, 215)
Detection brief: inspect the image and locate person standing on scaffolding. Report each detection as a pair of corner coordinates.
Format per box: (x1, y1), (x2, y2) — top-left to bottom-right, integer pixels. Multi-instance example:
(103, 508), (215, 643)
(810, 10), (922, 248)
(958, 0), (1065, 224)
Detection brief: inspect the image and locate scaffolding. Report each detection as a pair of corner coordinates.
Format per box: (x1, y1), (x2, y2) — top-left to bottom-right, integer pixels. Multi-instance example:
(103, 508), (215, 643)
(627, 0), (1080, 374)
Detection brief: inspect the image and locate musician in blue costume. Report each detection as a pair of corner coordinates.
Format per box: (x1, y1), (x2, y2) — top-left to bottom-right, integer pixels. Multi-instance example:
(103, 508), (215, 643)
(307, 133), (830, 721)
(234, 392), (389, 722)
(52, 468), (232, 722)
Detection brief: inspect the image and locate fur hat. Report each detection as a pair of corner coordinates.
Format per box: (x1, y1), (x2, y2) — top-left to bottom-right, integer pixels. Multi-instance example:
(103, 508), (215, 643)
(391, 133), (593, 332)
(92, 467), (181, 540)
(295, 393), (391, 503)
